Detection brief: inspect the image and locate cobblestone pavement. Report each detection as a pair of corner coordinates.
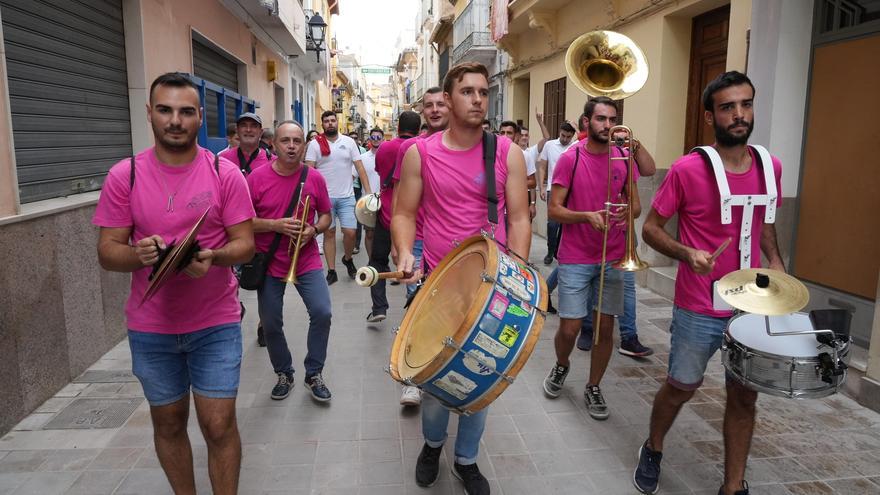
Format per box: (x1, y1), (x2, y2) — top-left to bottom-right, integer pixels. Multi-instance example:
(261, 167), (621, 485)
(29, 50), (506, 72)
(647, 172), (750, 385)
(2, 236), (880, 494)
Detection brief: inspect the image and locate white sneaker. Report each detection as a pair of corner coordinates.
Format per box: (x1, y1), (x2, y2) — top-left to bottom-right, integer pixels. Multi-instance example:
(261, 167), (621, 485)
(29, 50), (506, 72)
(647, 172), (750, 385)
(400, 386), (421, 406)
(317, 233), (324, 255)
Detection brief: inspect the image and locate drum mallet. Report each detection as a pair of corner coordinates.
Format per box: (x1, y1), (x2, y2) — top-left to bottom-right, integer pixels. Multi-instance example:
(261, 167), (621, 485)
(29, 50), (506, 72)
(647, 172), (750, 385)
(355, 267), (412, 287)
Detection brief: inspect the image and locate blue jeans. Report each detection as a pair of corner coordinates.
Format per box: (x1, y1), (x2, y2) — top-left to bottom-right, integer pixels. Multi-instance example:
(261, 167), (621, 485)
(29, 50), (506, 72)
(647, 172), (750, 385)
(546, 219), (560, 257)
(405, 240), (424, 297)
(548, 268), (638, 340)
(421, 393), (488, 465)
(128, 323), (242, 406)
(258, 269), (332, 377)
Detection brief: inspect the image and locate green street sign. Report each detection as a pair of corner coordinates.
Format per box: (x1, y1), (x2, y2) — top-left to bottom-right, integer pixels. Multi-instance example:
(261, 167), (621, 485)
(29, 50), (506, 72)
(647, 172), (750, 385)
(362, 67), (391, 74)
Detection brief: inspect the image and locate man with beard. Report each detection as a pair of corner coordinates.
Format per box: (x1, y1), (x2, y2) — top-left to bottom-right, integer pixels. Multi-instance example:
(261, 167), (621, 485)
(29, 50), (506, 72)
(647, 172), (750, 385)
(394, 63), (530, 495)
(392, 88), (450, 407)
(248, 121), (334, 402)
(220, 113), (273, 175)
(306, 111), (372, 284)
(541, 96), (646, 421)
(633, 71), (783, 495)
(93, 73), (255, 494)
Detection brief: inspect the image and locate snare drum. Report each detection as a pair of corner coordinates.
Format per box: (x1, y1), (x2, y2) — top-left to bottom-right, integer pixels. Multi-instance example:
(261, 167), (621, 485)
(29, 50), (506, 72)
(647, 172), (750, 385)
(389, 235), (548, 414)
(722, 312), (850, 399)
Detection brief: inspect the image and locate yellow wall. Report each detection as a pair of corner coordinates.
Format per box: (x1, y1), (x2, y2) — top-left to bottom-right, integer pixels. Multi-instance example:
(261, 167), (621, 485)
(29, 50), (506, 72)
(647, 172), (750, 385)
(506, 0), (750, 169)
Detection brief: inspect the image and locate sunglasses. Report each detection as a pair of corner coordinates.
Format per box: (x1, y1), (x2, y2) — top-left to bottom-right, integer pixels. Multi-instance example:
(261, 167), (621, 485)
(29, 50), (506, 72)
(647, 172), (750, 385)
(369, 136), (383, 140)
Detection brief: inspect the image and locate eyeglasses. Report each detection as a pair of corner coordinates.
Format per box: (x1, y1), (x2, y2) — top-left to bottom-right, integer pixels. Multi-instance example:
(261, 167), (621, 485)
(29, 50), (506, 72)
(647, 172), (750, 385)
(369, 136), (383, 140)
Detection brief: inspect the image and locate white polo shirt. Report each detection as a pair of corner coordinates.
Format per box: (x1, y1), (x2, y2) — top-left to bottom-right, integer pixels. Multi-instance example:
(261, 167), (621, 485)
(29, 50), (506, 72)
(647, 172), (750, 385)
(354, 150), (380, 193)
(539, 138), (578, 191)
(306, 134), (360, 198)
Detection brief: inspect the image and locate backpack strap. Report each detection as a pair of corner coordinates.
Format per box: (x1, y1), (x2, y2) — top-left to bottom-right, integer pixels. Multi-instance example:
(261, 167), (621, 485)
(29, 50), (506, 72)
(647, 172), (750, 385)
(129, 156), (135, 189)
(747, 144), (778, 223)
(482, 131), (498, 225)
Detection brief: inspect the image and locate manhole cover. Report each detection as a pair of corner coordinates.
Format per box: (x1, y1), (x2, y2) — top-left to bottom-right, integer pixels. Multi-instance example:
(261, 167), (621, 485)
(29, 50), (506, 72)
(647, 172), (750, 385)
(43, 398), (143, 429)
(73, 370), (137, 383)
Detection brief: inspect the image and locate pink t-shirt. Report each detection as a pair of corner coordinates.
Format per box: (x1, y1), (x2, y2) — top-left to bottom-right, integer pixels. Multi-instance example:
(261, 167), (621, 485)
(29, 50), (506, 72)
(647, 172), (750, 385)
(553, 144), (638, 264)
(247, 162), (331, 278)
(415, 131), (512, 271)
(219, 146), (273, 175)
(652, 149), (783, 317)
(375, 136), (413, 229)
(92, 147), (255, 334)
(393, 137), (426, 240)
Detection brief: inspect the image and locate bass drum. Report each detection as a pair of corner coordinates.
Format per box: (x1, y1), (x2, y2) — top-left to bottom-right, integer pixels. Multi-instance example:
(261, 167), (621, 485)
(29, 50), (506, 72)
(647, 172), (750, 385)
(389, 235), (548, 414)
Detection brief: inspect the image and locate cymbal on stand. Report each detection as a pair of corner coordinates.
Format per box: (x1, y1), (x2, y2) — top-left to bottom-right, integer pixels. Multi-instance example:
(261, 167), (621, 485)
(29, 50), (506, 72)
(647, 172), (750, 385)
(716, 268), (809, 315)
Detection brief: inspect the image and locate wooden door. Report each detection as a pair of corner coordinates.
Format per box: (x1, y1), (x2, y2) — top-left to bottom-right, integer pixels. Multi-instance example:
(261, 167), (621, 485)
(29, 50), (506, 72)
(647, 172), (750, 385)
(543, 77), (566, 135)
(684, 5), (730, 152)
(794, 34), (880, 300)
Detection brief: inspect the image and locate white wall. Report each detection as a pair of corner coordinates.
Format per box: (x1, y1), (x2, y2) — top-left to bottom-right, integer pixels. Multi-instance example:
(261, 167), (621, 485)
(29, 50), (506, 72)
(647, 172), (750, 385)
(748, 0), (813, 197)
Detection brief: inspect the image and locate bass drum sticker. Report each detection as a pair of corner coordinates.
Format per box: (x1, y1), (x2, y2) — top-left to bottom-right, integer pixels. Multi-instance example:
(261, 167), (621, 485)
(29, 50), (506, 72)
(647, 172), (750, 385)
(463, 350), (497, 376)
(506, 304), (530, 318)
(499, 325), (520, 348)
(489, 293), (509, 319)
(473, 331), (510, 358)
(478, 313), (502, 336)
(434, 370), (477, 401)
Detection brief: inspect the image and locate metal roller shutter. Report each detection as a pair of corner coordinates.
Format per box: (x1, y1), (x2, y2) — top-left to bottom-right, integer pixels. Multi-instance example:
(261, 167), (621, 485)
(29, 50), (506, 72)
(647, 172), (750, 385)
(192, 39), (240, 137)
(0, 0), (131, 203)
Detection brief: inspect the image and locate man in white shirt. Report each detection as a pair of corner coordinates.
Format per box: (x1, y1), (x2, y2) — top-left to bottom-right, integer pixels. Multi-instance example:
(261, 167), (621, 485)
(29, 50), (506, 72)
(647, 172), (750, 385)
(353, 127), (384, 258)
(499, 120), (537, 221)
(536, 121), (578, 264)
(306, 111), (373, 284)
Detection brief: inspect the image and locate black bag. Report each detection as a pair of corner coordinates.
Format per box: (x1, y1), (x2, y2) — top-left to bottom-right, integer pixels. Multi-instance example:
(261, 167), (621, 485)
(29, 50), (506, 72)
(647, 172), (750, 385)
(239, 166), (309, 290)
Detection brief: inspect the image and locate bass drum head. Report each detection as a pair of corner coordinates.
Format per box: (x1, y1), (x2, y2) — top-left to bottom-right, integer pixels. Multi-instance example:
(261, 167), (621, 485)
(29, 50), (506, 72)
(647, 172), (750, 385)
(393, 237), (497, 382)
(727, 312), (817, 357)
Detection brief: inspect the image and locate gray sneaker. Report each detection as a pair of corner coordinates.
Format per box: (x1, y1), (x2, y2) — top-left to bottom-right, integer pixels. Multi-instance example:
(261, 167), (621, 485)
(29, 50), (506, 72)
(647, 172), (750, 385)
(584, 385), (609, 420)
(542, 363), (569, 398)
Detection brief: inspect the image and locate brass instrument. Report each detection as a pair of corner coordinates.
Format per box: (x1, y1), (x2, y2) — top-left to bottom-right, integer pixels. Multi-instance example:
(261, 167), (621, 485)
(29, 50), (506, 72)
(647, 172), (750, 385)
(564, 30), (649, 345)
(284, 194), (311, 284)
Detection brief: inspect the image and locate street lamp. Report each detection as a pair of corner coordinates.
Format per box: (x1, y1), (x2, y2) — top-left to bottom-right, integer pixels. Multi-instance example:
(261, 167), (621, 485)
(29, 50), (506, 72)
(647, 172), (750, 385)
(307, 13), (327, 63)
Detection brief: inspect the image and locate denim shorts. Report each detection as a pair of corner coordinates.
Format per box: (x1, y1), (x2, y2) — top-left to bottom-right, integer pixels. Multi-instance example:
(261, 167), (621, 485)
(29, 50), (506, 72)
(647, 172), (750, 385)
(329, 195), (357, 229)
(557, 263), (624, 319)
(128, 323), (243, 406)
(667, 306), (731, 390)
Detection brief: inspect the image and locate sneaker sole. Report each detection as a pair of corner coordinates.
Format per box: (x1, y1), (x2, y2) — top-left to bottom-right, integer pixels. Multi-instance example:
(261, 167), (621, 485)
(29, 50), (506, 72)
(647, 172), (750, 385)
(367, 315), (387, 323)
(542, 380), (562, 398)
(633, 444), (660, 494)
(400, 398), (421, 406)
(270, 391), (290, 400)
(306, 386), (331, 403)
(619, 348), (654, 357)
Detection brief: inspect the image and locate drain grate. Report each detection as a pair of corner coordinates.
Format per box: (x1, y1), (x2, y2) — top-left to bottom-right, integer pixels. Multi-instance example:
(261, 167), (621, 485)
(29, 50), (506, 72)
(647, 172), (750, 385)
(73, 370), (137, 383)
(43, 398), (143, 429)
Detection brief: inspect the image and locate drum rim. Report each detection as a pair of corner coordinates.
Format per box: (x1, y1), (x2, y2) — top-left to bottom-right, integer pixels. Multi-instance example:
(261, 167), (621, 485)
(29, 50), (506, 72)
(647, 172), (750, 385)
(725, 312), (851, 360)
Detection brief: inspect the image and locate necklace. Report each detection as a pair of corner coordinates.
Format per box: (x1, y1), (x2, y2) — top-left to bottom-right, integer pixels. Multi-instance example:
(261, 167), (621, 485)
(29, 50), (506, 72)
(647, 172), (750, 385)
(154, 160), (198, 212)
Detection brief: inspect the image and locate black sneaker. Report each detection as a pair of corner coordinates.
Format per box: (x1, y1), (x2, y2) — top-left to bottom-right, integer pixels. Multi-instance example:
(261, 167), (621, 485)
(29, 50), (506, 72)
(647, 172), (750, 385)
(305, 373), (331, 402)
(415, 443), (443, 487)
(452, 462), (490, 495)
(239, 302), (246, 321)
(547, 300), (557, 314)
(326, 270), (338, 285)
(542, 363), (569, 398)
(543, 254), (554, 265)
(576, 327), (593, 351)
(270, 372), (294, 400)
(619, 336), (654, 357)
(257, 323), (266, 347)
(366, 312), (386, 323)
(584, 385), (609, 420)
(633, 440), (662, 494)
(389, 279), (401, 286)
(718, 481), (749, 495)
(341, 256), (357, 279)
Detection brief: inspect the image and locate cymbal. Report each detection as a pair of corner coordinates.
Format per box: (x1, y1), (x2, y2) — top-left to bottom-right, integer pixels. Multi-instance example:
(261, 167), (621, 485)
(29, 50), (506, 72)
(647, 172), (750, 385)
(716, 268), (809, 315)
(140, 207), (211, 306)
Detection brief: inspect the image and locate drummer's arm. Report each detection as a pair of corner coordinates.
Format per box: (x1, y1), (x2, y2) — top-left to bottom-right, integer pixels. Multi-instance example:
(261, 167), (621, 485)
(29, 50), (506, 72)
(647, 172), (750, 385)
(642, 208), (714, 275)
(392, 145), (422, 271)
(505, 144), (531, 258)
(761, 223), (785, 272)
(98, 226), (148, 272)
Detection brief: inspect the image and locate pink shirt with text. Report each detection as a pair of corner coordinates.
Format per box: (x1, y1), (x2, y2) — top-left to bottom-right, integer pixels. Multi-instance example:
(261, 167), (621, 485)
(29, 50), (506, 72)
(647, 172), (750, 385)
(219, 146), (273, 175)
(652, 149), (783, 317)
(247, 162), (331, 278)
(553, 144), (638, 265)
(415, 131), (512, 271)
(92, 147), (255, 334)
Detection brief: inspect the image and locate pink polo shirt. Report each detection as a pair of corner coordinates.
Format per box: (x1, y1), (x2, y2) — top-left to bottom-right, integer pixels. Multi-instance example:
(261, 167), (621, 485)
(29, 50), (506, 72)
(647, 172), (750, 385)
(92, 147), (255, 334)
(247, 162), (331, 278)
(415, 131), (512, 271)
(219, 146), (273, 175)
(652, 148), (782, 317)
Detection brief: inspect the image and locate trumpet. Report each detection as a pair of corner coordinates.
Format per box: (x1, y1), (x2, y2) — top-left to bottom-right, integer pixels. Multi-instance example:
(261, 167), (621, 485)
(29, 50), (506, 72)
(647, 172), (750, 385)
(564, 30), (649, 346)
(284, 194), (311, 284)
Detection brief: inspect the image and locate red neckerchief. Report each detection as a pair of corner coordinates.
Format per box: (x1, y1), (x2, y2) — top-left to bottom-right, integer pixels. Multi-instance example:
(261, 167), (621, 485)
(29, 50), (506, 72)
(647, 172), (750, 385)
(314, 134), (331, 156)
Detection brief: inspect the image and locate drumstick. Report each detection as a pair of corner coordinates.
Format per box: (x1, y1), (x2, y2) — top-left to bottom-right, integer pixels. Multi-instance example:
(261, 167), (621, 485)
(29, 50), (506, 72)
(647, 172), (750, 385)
(709, 237), (732, 262)
(375, 270), (412, 280)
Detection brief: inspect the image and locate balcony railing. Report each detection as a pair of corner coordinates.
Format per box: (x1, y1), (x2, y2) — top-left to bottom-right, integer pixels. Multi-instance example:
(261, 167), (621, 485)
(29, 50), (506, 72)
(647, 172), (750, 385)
(453, 31), (493, 63)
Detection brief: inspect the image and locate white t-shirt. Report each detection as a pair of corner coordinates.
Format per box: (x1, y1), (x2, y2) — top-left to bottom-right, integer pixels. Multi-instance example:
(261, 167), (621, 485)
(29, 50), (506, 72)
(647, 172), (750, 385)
(523, 145), (537, 176)
(539, 138), (578, 191)
(306, 134), (360, 198)
(354, 150), (380, 193)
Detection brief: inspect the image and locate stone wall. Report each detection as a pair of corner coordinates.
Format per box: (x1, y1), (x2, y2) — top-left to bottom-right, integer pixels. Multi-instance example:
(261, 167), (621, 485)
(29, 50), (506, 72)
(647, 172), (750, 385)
(0, 205), (128, 434)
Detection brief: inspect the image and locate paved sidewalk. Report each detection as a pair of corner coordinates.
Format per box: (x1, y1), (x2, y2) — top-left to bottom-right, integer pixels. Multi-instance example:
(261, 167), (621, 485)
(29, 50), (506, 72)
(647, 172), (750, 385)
(2, 236), (880, 494)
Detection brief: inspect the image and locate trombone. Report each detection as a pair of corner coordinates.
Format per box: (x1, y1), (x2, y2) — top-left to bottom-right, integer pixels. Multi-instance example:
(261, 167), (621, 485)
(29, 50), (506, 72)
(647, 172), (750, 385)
(284, 192), (311, 284)
(564, 30), (649, 345)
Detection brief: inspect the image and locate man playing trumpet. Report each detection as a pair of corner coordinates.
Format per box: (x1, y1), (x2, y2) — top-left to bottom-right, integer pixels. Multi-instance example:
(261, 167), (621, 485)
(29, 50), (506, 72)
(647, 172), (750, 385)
(248, 121), (334, 402)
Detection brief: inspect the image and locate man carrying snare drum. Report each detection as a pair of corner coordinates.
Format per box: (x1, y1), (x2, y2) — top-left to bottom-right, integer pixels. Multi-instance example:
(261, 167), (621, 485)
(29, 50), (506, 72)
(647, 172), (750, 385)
(394, 62), (530, 495)
(633, 71), (784, 495)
